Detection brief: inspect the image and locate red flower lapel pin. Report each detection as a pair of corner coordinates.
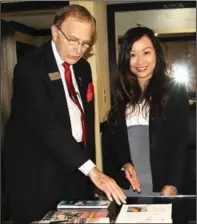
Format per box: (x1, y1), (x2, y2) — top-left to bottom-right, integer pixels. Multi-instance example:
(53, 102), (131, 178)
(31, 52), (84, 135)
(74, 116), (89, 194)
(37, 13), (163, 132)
(86, 83), (94, 102)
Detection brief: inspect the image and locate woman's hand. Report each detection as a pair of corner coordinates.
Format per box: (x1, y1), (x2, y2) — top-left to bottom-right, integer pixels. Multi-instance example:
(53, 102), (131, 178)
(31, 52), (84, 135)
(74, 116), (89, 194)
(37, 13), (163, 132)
(160, 185), (178, 196)
(123, 163), (141, 193)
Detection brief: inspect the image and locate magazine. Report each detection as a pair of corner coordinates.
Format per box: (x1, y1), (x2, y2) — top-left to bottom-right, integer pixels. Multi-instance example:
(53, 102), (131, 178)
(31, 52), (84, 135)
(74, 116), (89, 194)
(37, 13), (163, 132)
(57, 200), (111, 210)
(116, 204), (172, 223)
(49, 217), (110, 223)
(38, 209), (109, 223)
(34, 217), (109, 223)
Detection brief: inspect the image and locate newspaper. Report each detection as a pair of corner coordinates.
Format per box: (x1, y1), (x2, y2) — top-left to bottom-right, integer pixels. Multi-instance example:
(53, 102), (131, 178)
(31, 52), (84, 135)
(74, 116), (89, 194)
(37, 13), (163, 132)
(116, 204), (172, 223)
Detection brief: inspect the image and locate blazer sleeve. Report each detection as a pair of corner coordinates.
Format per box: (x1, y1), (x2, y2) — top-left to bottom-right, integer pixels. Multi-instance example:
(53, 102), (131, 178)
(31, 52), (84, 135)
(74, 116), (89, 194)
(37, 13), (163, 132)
(166, 84), (189, 190)
(102, 120), (132, 189)
(12, 59), (89, 172)
(105, 109), (134, 167)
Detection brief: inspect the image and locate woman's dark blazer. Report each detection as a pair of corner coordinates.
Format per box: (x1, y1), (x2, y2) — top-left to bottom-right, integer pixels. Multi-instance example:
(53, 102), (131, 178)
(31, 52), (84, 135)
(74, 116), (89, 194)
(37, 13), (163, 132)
(102, 83), (189, 192)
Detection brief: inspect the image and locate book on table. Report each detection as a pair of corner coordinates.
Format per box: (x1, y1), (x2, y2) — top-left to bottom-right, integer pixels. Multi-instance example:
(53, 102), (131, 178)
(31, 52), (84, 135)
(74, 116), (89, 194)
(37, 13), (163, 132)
(115, 204), (172, 223)
(57, 200), (111, 210)
(36, 209), (109, 223)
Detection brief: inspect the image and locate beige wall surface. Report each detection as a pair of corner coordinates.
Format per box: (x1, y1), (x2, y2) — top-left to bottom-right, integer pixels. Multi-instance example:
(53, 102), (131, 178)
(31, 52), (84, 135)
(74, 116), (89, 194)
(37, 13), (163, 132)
(115, 8), (196, 37)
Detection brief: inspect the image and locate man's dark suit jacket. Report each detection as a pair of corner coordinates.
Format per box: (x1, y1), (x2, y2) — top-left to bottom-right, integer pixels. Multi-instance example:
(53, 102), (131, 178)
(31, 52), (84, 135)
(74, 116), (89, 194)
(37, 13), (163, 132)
(102, 83), (189, 193)
(2, 42), (95, 223)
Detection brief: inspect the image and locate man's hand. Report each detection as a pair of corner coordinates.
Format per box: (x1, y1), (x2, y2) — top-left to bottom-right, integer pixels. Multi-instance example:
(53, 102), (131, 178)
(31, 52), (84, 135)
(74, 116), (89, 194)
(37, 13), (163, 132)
(123, 163), (141, 193)
(88, 167), (126, 205)
(160, 185), (178, 196)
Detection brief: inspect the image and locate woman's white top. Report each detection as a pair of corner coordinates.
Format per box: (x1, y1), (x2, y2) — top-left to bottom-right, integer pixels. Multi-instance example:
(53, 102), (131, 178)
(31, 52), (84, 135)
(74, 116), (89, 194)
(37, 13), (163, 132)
(125, 101), (150, 127)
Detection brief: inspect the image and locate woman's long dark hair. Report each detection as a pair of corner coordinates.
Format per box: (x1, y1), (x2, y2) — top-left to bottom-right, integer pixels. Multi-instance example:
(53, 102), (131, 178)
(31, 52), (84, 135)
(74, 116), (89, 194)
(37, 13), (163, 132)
(108, 27), (171, 125)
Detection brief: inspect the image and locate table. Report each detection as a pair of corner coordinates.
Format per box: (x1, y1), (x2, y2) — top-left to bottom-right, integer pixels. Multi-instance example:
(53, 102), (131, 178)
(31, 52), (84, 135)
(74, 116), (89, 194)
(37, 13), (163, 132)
(109, 195), (196, 224)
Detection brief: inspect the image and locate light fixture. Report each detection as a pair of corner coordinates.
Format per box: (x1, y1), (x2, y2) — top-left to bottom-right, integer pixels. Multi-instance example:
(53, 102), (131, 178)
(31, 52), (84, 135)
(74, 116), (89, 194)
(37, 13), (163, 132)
(172, 63), (189, 84)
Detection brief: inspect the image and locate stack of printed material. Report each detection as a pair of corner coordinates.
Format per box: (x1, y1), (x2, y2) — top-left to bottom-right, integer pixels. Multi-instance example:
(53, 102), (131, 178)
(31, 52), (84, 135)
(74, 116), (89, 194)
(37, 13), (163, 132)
(33, 200), (111, 223)
(116, 204), (172, 223)
(36, 210), (109, 223)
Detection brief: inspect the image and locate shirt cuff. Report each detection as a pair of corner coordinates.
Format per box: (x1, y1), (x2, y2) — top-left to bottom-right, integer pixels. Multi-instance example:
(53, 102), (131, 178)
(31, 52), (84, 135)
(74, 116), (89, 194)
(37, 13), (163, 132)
(78, 160), (96, 176)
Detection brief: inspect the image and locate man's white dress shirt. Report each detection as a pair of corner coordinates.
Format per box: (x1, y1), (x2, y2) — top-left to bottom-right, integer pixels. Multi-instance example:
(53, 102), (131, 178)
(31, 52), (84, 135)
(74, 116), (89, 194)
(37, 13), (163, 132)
(52, 41), (95, 176)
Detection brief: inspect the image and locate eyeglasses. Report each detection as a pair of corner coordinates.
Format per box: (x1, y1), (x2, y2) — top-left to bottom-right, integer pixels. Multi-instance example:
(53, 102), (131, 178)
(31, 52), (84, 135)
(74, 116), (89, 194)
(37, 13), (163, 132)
(56, 26), (91, 50)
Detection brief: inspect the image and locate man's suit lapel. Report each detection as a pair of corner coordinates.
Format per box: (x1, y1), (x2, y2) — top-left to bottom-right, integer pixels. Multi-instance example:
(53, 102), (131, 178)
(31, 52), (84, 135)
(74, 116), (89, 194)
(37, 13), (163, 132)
(44, 42), (87, 113)
(44, 42), (59, 75)
(43, 42), (93, 150)
(43, 42), (72, 129)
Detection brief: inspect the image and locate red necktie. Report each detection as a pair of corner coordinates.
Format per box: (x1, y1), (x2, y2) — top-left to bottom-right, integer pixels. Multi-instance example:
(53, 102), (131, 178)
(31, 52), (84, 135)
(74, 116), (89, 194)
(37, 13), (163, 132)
(62, 62), (87, 148)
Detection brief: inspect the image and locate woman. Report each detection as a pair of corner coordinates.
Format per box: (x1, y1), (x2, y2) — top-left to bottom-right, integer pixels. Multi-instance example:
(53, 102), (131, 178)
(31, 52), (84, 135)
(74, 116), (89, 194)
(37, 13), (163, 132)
(103, 27), (189, 196)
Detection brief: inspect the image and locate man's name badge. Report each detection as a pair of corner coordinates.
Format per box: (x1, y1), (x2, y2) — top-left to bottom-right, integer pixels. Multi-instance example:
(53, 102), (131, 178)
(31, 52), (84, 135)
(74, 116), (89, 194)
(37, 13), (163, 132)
(48, 72), (61, 81)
